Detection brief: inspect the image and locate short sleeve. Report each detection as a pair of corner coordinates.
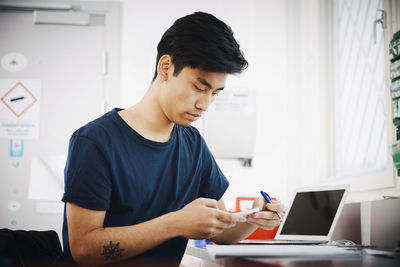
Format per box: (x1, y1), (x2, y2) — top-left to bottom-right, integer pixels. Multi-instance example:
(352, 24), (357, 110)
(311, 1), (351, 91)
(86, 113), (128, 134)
(198, 137), (229, 200)
(62, 134), (112, 210)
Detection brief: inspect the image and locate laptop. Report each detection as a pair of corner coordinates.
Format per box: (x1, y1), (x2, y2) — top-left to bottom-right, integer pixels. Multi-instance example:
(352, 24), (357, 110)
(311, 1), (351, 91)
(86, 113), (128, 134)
(239, 184), (350, 245)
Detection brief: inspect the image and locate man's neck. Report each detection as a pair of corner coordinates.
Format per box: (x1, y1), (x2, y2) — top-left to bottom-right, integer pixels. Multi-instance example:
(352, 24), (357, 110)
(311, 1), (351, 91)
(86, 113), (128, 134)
(119, 84), (174, 143)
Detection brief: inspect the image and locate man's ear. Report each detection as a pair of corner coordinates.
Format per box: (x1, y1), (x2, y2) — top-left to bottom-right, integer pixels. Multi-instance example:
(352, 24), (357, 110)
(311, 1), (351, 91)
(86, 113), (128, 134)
(157, 55), (173, 81)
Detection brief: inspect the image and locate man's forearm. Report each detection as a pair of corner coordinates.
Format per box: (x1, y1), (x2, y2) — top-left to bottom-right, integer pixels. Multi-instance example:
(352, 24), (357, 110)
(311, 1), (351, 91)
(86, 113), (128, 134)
(211, 222), (258, 245)
(71, 212), (179, 265)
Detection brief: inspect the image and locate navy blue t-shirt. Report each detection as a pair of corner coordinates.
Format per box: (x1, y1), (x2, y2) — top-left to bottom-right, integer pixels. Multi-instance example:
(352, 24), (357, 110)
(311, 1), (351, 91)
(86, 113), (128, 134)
(61, 108), (229, 263)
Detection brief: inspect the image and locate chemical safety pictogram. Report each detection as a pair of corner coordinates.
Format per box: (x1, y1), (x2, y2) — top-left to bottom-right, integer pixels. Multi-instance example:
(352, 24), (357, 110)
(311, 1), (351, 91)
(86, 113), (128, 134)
(1, 81), (37, 117)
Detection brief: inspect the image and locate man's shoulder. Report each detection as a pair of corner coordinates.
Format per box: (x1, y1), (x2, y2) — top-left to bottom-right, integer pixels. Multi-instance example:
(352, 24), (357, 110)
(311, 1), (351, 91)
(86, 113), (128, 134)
(178, 125), (202, 139)
(71, 109), (119, 143)
(177, 125), (207, 149)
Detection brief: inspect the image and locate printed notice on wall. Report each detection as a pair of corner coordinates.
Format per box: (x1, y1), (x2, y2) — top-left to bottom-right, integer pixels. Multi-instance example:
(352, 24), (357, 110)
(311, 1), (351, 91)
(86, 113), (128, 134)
(210, 88), (254, 114)
(0, 79), (40, 139)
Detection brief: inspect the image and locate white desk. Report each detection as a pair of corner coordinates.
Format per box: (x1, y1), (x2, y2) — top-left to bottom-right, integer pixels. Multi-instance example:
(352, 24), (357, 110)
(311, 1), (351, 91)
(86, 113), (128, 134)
(182, 245), (400, 267)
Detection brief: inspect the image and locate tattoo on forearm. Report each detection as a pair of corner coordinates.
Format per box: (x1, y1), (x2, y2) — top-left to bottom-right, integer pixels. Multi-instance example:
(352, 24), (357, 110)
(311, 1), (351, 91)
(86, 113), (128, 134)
(101, 241), (125, 260)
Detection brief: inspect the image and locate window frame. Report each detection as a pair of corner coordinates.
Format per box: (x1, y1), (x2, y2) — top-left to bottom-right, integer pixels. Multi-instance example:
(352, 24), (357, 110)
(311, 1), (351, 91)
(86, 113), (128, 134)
(323, 0), (395, 192)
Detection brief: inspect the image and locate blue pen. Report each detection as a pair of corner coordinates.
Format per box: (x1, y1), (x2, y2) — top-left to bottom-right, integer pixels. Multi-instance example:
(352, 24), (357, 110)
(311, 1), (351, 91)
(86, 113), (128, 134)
(260, 190), (282, 220)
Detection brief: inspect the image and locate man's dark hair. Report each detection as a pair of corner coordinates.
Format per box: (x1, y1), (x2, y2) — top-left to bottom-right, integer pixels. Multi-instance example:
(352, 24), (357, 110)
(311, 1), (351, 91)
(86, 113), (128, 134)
(152, 12), (248, 80)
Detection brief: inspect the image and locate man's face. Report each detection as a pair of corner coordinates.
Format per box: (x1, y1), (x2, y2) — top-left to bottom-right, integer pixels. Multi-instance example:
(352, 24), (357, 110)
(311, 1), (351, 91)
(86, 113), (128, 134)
(159, 66), (227, 127)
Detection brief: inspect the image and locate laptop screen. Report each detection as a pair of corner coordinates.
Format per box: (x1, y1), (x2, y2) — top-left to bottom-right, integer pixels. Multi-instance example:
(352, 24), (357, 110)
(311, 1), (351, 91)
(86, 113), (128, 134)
(279, 189), (346, 236)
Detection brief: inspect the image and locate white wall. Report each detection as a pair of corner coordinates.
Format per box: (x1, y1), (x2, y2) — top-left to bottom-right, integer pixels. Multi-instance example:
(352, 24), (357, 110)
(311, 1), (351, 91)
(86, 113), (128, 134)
(217, 0), (289, 210)
(116, 0), (289, 209)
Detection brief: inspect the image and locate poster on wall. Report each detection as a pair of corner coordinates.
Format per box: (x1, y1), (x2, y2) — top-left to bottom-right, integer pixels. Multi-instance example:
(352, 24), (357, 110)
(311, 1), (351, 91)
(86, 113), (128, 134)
(0, 79), (40, 139)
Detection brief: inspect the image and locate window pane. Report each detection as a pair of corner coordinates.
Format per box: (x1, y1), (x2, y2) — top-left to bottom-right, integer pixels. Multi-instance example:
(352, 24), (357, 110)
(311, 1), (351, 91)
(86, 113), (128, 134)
(333, 0), (387, 177)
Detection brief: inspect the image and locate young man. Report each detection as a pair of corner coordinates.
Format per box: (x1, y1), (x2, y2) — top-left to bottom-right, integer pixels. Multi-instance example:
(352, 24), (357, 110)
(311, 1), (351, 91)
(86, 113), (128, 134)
(62, 12), (283, 265)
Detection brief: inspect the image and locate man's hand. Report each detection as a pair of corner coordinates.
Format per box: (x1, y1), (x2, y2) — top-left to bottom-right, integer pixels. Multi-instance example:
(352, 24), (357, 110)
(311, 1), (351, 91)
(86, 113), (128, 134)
(174, 198), (246, 240)
(246, 197), (284, 230)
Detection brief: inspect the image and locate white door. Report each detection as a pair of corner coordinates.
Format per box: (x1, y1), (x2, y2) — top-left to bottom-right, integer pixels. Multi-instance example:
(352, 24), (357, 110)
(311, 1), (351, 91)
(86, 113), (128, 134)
(0, 1), (121, 239)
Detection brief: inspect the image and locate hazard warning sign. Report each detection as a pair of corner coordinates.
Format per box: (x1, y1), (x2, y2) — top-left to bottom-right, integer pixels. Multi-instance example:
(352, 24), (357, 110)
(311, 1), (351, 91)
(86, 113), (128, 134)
(0, 79), (40, 139)
(1, 81), (37, 117)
